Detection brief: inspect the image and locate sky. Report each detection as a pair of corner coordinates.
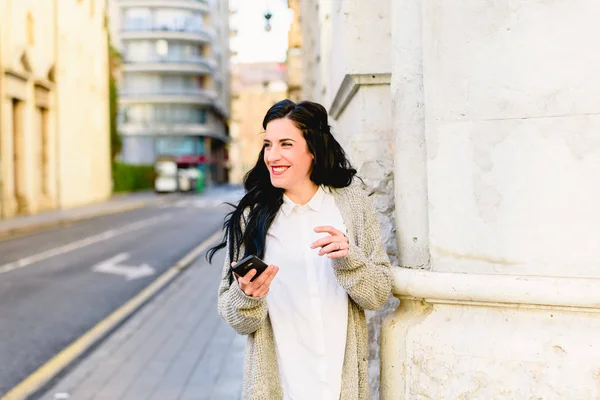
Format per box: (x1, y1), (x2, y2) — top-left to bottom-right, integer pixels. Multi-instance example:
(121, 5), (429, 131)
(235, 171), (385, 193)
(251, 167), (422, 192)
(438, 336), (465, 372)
(228, 0), (293, 64)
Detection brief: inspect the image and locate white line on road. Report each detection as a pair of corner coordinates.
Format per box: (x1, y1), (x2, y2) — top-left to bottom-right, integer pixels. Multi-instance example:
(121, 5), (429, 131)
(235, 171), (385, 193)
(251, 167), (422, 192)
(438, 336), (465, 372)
(0, 229), (222, 400)
(93, 253), (156, 281)
(0, 213), (172, 276)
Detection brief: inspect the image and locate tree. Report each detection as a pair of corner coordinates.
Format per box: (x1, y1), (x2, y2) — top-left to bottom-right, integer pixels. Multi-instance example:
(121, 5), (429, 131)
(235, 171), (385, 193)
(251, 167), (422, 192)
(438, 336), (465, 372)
(108, 33), (122, 161)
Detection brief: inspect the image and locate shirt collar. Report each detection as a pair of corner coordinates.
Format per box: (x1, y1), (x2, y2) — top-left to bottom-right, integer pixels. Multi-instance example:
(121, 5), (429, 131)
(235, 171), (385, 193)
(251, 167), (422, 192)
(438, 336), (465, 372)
(281, 186), (326, 216)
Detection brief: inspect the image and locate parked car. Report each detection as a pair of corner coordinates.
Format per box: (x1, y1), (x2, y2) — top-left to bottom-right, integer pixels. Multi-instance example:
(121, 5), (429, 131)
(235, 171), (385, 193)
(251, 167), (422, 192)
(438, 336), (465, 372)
(154, 157), (178, 193)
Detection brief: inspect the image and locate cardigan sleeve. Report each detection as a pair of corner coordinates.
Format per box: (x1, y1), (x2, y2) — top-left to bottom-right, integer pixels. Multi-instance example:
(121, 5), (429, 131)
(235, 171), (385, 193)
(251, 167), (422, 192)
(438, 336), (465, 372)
(217, 211), (268, 335)
(331, 191), (393, 310)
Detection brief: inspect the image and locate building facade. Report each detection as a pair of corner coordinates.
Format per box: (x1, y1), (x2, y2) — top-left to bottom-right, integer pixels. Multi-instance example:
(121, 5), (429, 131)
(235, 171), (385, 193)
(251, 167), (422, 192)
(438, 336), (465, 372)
(0, 0), (112, 218)
(285, 0), (302, 102)
(108, 0), (231, 185)
(295, 0), (600, 398)
(229, 62), (287, 184)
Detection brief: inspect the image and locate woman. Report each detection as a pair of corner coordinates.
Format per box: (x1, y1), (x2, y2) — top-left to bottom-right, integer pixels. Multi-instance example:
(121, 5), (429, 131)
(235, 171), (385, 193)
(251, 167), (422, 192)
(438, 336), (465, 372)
(208, 100), (392, 399)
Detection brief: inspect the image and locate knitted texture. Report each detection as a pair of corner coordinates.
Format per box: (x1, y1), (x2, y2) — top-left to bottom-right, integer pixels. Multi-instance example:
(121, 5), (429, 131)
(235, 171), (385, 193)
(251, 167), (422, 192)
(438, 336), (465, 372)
(217, 183), (393, 399)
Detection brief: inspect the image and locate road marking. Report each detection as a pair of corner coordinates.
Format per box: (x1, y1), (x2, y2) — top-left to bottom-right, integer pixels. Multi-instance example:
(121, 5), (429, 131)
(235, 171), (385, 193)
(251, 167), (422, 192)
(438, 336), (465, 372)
(92, 253), (156, 280)
(0, 213), (171, 276)
(0, 230), (222, 400)
(160, 192), (243, 210)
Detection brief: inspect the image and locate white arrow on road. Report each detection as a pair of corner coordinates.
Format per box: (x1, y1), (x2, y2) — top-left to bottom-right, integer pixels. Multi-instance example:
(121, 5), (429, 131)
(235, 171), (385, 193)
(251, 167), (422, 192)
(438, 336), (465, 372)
(92, 253), (155, 281)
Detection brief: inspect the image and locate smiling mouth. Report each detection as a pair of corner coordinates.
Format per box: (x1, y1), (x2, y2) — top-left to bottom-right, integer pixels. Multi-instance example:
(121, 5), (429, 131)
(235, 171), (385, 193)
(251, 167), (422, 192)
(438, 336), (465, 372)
(271, 166), (290, 175)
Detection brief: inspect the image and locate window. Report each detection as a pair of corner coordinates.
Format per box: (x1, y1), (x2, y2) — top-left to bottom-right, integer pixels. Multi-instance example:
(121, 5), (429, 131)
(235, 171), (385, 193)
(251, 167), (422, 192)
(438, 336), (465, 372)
(36, 107), (50, 195)
(122, 8), (152, 31)
(122, 73), (205, 95)
(155, 137), (198, 156)
(153, 9), (203, 33)
(11, 98), (25, 209)
(124, 40), (204, 63)
(123, 105), (207, 124)
(125, 40), (153, 62)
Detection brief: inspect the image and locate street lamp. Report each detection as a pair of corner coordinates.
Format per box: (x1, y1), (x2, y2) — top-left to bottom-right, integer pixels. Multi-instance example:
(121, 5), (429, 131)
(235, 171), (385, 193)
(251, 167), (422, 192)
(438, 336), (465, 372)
(264, 10), (273, 32)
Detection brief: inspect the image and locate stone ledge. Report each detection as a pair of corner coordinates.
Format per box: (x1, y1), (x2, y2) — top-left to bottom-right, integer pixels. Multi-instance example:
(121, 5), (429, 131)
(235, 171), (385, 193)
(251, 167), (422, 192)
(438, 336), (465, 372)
(329, 73), (392, 119)
(393, 267), (600, 311)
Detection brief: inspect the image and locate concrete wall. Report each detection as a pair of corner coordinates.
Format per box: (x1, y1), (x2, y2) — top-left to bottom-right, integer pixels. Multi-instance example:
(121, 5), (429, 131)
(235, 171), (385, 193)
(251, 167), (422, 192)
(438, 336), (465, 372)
(383, 0), (600, 398)
(299, 0), (600, 398)
(423, 0), (600, 278)
(299, 0), (320, 102)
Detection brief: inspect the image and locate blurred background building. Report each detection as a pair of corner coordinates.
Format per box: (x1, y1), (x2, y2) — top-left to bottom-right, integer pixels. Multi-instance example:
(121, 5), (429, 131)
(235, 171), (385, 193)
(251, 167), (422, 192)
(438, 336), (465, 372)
(226, 0), (291, 185)
(0, 0), (112, 219)
(107, 0), (231, 185)
(285, 0), (302, 102)
(229, 62), (287, 184)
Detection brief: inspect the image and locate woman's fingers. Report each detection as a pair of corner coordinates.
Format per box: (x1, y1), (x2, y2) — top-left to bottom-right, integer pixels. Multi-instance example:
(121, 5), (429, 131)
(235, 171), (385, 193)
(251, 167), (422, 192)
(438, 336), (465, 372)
(244, 267), (269, 291)
(311, 235), (335, 251)
(311, 227), (349, 253)
(314, 237), (349, 256)
(328, 248), (349, 259)
(255, 266), (279, 292)
(254, 286), (270, 298)
(254, 268), (278, 297)
(313, 225), (342, 236)
(251, 265), (278, 288)
(238, 269), (257, 288)
(239, 265), (279, 297)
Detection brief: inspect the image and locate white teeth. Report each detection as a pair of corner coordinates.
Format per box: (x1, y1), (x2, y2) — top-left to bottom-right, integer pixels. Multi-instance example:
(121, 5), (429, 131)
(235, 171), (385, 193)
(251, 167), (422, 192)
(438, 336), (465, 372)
(273, 167), (288, 172)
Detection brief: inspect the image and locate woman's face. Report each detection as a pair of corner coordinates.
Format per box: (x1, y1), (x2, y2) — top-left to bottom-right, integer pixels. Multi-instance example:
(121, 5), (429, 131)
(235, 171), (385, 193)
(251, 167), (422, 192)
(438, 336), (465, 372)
(263, 118), (314, 192)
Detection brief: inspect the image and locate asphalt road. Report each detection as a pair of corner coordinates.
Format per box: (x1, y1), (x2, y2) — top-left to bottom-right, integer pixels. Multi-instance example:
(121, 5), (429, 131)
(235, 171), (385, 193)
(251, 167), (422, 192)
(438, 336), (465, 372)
(0, 189), (241, 396)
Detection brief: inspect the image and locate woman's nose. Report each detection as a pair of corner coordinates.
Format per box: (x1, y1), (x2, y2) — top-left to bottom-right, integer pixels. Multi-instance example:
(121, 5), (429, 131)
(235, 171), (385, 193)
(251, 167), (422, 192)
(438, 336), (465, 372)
(267, 147), (281, 162)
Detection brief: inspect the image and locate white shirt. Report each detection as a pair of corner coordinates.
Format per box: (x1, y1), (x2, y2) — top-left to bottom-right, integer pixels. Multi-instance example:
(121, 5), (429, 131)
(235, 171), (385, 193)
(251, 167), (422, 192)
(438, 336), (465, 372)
(264, 186), (349, 400)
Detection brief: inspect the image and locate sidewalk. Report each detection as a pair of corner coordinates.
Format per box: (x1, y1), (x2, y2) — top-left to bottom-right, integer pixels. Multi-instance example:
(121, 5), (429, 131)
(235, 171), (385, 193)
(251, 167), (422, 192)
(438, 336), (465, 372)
(0, 192), (178, 240)
(39, 250), (244, 400)
(0, 185), (243, 240)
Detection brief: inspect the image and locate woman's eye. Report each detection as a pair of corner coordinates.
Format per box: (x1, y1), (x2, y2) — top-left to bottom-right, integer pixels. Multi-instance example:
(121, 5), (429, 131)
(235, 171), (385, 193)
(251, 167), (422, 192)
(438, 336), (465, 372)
(263, 143), (271, 149)
(282, 143), (292, 147)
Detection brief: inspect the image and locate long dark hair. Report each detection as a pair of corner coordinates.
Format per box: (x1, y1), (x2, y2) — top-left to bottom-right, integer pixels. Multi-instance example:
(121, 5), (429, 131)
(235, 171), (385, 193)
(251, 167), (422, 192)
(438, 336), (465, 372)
(207, 100), (357, 280)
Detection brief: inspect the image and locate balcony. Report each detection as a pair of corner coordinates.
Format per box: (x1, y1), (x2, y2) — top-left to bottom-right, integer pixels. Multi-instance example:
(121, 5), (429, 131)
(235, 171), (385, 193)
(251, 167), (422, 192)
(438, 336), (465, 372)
(119, 88), (217, 106)
(119, 122), (229, 143)
(122, 55), (215, 75)
(120, 24), (214, 44)
(119, 0), (209, 13)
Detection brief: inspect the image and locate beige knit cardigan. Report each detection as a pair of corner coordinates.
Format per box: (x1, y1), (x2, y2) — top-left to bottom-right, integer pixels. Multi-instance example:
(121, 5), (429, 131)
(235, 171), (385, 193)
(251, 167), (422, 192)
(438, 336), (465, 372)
(217, 183), (393, 399)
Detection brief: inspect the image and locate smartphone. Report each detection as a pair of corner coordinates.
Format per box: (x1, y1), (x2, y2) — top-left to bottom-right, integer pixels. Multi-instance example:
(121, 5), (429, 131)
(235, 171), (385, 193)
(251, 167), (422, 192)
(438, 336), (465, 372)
(231, 255), (268, 282)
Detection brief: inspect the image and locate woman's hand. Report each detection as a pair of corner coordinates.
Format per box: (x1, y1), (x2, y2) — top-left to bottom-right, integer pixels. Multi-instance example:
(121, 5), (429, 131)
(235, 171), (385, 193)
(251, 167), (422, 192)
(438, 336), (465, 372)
(232, 262), (279, 298)
(311, 226), (349, 259)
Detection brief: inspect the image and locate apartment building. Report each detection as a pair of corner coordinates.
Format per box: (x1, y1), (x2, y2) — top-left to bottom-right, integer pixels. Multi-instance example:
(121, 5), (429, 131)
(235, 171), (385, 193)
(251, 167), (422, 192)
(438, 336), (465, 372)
(108, 0), (231, 184)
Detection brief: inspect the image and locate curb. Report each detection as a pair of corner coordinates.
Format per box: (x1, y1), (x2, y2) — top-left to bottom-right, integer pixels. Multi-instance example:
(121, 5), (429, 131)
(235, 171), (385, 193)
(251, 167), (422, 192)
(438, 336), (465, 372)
(0, 229), (222, 400)
(0, 195), (180, 242)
